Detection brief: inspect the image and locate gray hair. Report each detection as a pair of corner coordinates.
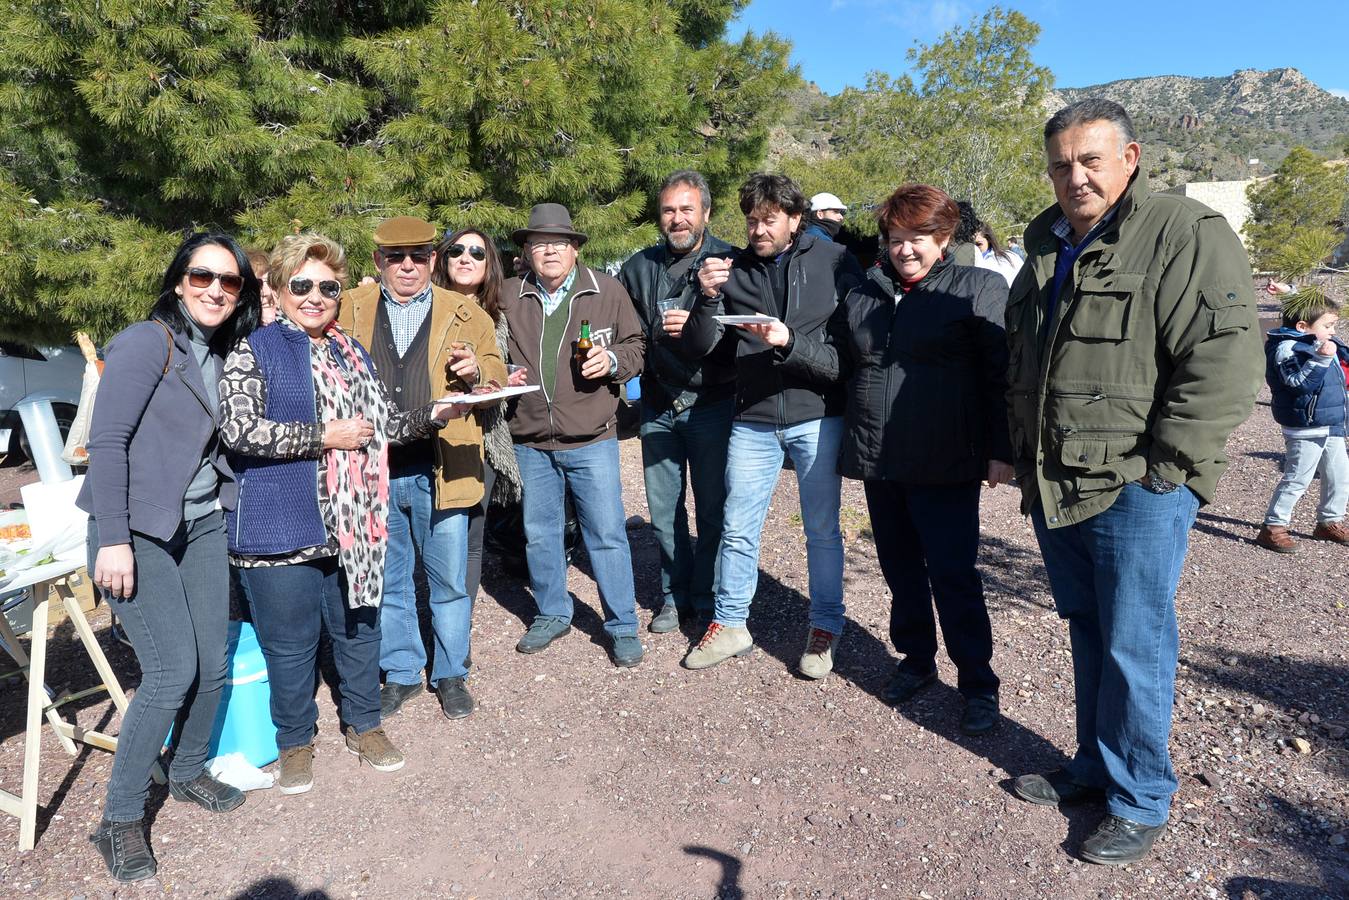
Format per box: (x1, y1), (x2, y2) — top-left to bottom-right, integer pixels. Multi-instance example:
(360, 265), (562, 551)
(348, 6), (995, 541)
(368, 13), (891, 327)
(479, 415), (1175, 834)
(659, 169), (712, 212)
(1044, 99), (1137, 157)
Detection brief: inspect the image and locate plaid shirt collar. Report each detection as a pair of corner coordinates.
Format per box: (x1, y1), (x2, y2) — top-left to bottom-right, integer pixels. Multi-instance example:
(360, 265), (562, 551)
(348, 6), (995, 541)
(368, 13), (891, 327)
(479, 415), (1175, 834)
(531, 266), (578, 316)
(1050, 205), (1119, 251)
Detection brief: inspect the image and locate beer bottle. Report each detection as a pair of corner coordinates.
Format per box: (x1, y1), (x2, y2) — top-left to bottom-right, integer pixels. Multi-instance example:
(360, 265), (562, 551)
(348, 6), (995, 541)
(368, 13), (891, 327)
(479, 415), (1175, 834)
(575, 319), (593, 368)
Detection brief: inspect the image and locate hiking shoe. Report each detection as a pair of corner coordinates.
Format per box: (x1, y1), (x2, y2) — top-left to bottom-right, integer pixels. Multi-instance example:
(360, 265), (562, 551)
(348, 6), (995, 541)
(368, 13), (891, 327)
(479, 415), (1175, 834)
(799, 627), (841, 679)
(344, 726), (405, 772)
(682, 622), (753, 670)
(435, 676), (475, 719)
(1256, 524), (1297, 553)
(91, 818), (157, 883)
(277, 744), (315, 795)
(960, 694), (1000, 736)
(1312, 520), (1349, 544)
(1012, 768), (1105, 806)
(610, 634), (644, 668)
(515, 616), (572, 654)
(379, 680), (423, 717)
(881, 667), (938, 704)
(1080, 814), (1166, 866)
(649, 601), (681, 634)
(168, 771), (244, 813)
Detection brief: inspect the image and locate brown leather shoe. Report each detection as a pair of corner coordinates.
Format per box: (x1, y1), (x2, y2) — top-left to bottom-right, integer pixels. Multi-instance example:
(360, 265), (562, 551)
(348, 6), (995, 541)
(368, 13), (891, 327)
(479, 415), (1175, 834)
(1256, 524), (1297, 553)
(1312, 520), (1349, 544)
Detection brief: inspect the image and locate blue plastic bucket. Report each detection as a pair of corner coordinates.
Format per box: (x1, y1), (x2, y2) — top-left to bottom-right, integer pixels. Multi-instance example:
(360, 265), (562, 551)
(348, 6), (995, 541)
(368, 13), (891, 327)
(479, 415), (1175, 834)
(166, 620), (278, 768)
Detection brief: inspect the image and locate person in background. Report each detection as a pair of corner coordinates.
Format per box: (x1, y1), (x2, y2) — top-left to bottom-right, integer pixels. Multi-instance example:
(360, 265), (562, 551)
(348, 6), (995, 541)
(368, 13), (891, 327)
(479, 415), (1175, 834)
(500, 203), (647, 668)
(972, 221), (1024, 287)
(1006, 236), (1027, 260)
(618, 170), (736, 634)
(338, 217), (504, 723)
(430, 228), (527, 603)
(221, 233), (465, 795)
(1255, 294), (1349, 552)
(802, 192), (848, 242)
(834, 183), (1010, 735)
(246, 248), (278, 325)
(1006, 98), (1261, 865)
(78, 232), (261, 882)
(679, 173), (863, 678)
(948, 201), (981, 266)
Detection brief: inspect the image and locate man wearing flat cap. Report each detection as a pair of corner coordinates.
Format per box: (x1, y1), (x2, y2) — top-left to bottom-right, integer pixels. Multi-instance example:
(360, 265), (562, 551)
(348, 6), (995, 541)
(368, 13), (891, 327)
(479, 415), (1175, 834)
(338, 215), (505, 722)
(500, 202), (647, 667)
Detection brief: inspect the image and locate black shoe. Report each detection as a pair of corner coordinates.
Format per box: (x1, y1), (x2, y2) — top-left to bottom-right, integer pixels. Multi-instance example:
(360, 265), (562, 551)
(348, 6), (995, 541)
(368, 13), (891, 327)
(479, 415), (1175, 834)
(379, 681), (423, 717)
(435, 676), (475, 719)
(168, 772), (244, 813)
(960, 694), (1000, 736)
(649, 602), (680, 634)
(1080, 814), (1166, 866)
(91, 818), (157, 883)
(516, 616), (572, 654)
(1012, 768), (1106, 806)
(881, 668), (938, 704)
(610, 634), (644, 668)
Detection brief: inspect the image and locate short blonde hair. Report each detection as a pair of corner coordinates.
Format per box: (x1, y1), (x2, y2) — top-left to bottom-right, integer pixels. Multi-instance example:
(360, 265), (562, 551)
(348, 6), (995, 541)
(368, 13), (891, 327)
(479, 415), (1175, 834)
(268, 233), (348, 294)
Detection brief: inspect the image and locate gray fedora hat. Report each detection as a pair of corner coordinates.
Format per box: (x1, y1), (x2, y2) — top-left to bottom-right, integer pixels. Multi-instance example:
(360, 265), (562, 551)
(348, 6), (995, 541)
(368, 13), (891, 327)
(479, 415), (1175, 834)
(511, 202), (588, 247)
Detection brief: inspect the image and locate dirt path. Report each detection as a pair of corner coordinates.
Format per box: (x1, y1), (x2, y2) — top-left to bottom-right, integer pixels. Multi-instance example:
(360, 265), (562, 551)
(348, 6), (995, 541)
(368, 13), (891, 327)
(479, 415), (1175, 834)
(1, 386), (1346, 898)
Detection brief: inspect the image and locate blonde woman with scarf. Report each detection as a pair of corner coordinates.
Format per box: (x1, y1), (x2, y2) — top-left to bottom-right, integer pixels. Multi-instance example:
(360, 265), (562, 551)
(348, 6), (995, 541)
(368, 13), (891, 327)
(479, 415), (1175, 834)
(219, 233), (461, 795)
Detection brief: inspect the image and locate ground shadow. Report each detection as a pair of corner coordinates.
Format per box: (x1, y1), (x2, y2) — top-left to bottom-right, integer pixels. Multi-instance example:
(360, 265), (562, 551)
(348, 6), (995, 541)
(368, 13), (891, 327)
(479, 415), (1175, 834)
(683, 844), (744, 900)
(230, 878), (334, 900)
(1223, 793), (1349, 898)
(1193, 510), (1261, 544)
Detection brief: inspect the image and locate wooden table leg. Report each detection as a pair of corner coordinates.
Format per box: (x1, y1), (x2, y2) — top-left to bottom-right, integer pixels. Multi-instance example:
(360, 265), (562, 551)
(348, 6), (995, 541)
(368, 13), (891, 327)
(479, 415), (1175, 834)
(18, 594), (50, 851)
(0, 602), (78, 756)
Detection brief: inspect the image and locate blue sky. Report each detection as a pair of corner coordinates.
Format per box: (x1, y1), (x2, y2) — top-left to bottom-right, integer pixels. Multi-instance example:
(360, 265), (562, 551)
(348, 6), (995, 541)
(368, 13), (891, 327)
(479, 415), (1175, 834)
(728, 1), (1349, 98)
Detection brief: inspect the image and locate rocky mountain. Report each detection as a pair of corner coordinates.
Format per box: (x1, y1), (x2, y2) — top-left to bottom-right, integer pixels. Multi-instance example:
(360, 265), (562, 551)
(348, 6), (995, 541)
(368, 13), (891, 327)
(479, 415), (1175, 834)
(1051, 68), (1349, 186)
(770, 69), (1349, 190)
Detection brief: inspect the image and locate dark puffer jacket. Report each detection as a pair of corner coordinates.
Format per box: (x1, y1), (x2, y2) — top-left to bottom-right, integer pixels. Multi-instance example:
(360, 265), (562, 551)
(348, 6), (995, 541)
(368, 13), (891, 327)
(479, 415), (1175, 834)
(835, 257), (1012, 484)
(1265, 327), (1348, 435)
(681, 232), (864, 426)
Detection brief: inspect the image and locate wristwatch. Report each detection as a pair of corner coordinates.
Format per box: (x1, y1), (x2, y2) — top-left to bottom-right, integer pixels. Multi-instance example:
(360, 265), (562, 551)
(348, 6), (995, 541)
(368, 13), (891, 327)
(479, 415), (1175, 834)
(1140, 472), (1180, 494)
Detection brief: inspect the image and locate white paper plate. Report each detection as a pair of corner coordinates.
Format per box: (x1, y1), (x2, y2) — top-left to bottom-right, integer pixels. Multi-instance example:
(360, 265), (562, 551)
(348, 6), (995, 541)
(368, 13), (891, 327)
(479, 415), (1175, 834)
(714, 314), (780, 325)
(437, 384), (540, 404)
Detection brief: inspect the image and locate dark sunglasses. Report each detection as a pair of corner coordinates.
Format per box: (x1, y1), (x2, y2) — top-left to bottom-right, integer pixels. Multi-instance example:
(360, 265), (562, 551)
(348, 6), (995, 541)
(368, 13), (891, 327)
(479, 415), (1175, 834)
(446, 243), (487, 262)
(381, 249), (433, 265)
(186, 267), (244, 295)
(288, 277), (343, 300)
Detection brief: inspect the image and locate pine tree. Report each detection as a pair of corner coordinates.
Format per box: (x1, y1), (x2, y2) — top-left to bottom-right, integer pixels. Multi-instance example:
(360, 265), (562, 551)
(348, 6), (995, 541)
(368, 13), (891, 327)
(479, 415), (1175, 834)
(1245, 146), (1349, 276)
(0, 0), (792, 343)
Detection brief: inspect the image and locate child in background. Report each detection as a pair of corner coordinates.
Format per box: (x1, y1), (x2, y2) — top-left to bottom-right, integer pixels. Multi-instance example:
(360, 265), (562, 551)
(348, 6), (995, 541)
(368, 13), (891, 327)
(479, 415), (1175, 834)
(1256, 295), (1349, 552)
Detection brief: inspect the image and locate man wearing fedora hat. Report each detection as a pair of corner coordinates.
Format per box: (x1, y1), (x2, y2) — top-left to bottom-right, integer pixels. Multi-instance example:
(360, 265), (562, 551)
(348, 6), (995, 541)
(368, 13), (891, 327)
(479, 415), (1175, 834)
(500, 202), (647, 667)
(338, 215), (505, 722)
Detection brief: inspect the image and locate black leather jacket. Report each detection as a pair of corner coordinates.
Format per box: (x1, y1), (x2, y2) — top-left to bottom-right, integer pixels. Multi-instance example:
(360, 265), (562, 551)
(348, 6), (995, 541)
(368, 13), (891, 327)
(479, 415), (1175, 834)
(618, 233), (737, 411)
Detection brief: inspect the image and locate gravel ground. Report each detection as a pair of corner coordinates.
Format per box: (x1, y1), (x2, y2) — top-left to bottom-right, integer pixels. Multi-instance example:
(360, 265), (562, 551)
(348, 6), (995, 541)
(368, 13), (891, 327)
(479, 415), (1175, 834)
(1, 377), (1346, 899)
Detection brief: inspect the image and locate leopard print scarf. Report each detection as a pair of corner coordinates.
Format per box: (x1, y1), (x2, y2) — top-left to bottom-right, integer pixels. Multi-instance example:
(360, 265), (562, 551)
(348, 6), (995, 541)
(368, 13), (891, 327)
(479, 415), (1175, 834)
(310, 319), (391, 608)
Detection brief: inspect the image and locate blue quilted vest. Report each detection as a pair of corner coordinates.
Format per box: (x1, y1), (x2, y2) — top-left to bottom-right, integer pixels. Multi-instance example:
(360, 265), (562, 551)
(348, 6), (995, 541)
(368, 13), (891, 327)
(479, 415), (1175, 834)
(1265, 327), (1348, 436)
(226, 323), (328, 555)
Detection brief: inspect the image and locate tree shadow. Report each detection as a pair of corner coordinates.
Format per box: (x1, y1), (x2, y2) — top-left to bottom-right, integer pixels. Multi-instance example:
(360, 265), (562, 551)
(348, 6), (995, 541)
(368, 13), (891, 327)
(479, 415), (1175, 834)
(1223, 793), (1349, 898)
(683, 844), (744, 900)
(230, 877), (334, 899)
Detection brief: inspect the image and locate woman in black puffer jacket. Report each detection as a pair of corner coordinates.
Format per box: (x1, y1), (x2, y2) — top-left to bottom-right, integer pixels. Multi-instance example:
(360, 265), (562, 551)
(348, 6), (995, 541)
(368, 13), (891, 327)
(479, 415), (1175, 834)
(834, 183), (1012, 735)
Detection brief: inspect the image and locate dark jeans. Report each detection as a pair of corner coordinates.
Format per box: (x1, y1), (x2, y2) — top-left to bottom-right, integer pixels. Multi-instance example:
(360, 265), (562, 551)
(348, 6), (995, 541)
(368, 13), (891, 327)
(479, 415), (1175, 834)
(466, 463), (497, 604)
(863, 479), (998, 698)
(88, 511), (229, 822)
(240, 558), (381, 749)
(638, 396), (733, 615)
(1031, 483), (1200, 826)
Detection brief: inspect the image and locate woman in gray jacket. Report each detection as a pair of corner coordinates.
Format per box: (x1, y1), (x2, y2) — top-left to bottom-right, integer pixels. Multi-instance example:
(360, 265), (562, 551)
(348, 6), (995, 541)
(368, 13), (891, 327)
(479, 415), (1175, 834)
(77, 233), (260, 882)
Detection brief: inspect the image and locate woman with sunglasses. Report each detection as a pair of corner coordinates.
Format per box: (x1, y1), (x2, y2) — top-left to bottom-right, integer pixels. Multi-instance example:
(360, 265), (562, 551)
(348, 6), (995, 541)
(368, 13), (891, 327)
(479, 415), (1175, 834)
(219, 233), (462, 796)
(77, 233), (261, 882)
(432, 229), (527, 605)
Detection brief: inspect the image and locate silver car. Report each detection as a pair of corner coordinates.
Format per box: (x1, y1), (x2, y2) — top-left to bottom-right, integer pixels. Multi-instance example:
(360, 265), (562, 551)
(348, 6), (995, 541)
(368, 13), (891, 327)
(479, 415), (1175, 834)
(0, 342), (84, 459)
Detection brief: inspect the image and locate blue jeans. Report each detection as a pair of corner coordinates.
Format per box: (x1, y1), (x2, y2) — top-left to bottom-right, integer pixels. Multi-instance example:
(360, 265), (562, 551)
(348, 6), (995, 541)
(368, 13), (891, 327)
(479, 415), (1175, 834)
(639, 396), (734, 615)
(1031, 482), (1200, 826)
(381, 462), (472, 685)
(515, 438), (638, 636)
(713, 417), (845, 634)
(89, 511), (229, 822)
(241, 558), (382, 749)
(1263, 433), (1348, 525)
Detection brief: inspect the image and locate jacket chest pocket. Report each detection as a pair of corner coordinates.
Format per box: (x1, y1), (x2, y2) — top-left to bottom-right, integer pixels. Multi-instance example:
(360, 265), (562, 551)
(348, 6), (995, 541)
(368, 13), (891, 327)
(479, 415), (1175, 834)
(1066, 272), (1144, 342)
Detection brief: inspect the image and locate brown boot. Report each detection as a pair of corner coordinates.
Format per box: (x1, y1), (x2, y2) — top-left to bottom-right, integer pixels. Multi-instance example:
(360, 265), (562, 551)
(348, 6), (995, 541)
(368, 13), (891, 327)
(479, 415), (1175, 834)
(1256, 524), (1297, 553)
(1312, 520), (1349, 544)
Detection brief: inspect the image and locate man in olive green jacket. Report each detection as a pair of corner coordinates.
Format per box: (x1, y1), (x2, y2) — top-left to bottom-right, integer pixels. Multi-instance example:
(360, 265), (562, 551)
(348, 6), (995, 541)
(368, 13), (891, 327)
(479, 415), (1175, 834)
(1005, 100), (1262, 866)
